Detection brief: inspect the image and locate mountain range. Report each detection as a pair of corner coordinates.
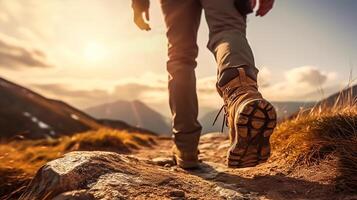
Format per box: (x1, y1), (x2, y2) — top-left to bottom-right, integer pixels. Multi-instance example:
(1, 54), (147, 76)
(85, 100), (171, 135)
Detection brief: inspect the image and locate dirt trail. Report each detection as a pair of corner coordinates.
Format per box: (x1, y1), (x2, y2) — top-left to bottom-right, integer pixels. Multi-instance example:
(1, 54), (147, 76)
(133, 133), (350, 200)
(20, 132), (355, 200)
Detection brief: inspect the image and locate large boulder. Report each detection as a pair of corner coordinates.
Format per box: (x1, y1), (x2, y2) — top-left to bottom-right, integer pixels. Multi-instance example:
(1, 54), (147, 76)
(20, 151), (222, 200)
(20, 151), (141, 199)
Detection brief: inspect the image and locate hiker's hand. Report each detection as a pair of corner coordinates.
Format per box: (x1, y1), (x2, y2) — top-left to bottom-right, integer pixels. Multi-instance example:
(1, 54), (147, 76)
(251, 0), (274, 17)
(132, 0), (151, 31)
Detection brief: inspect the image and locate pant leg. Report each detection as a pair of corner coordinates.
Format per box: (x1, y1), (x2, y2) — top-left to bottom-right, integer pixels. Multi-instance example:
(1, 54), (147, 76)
(160, 0), (202, 152)
(201, 0), (258, 79)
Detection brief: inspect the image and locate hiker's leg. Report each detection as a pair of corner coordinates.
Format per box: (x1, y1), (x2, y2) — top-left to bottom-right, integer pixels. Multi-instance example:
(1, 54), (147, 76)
(201, 0), (258, 82)
(161, 0), (202, 153)
(202, 0), (277, 168)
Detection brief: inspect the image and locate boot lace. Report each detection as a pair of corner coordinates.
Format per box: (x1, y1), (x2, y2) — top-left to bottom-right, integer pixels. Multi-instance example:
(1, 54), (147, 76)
(212, 104), (228, 133)
(212, 86), (249, 132)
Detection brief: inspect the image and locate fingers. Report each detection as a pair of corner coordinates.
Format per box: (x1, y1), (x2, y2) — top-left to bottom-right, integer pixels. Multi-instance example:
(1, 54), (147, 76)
(134, 11), (151, 31)
(256, 0), (274, 17)
(145, 10), (150, 21)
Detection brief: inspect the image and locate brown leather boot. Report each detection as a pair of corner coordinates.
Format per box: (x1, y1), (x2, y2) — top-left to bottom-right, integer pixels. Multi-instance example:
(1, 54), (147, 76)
(217, 68), (277, 168)
(172, 146), (199, 169)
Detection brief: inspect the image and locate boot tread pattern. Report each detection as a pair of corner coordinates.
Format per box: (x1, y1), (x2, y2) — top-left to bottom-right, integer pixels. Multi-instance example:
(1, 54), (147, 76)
(227, 99), (277, 168)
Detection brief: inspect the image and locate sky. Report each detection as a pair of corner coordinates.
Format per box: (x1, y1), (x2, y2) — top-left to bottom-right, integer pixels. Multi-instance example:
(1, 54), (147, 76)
(0, 0), (356, 117)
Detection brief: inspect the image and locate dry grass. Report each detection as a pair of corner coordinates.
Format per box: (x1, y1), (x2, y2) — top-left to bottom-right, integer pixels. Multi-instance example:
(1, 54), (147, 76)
(0, 128), (156, 199)
(271, 101), (357, 193)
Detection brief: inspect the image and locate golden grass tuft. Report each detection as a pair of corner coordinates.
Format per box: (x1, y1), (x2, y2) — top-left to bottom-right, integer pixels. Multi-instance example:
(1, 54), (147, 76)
(0, 128), (156, 199)
(271, 101), (357, 193)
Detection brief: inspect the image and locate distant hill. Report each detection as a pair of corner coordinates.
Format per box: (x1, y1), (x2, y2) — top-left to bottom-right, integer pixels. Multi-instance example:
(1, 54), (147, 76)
(272, 101), (315, 119)
(199, 101), (315, 134)
(0, 77), (156, 139)
(294, 84), (357, 117)
(0, 77), (104, 139)
(85, 100), (171, 135)
(316, 84), (357, 108)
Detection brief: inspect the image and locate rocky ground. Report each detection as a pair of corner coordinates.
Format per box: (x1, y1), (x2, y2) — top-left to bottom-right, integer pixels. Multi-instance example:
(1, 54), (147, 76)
(20, 133), (356, 200)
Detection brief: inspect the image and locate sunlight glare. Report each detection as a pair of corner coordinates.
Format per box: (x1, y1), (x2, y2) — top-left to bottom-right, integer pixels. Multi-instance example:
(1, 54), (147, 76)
(83, 42), (107, 63)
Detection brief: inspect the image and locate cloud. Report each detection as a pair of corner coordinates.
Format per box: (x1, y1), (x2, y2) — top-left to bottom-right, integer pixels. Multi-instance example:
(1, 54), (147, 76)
(113, 83), (167, 102)
(258, 67), (272, 88)
(31, 83), (114, 111)
(0, 34), (52, 69)
(31, 80), (168, 109)
(197, 76), (217, 94)
(33, 84), (110, 100)
(286, 66), (329, 86)
(260, 66), (337, 101)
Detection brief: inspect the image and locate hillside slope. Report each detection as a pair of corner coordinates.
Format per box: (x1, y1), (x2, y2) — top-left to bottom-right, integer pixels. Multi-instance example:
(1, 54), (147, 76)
(85, 100), (171, 135)
(0, 77), (157, 139)
(316, 84), (356, 107)
(0, 77), (102, 139)
(289, 84), (356, 119)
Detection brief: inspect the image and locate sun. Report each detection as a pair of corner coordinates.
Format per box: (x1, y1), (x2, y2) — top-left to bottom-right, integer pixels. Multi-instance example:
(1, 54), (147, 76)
(83, 42), (107, 63)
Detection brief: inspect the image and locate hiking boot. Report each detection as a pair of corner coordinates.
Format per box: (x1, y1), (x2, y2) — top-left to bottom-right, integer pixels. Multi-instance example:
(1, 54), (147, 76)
(172, 146), (199, 169)
(217, 68), (277, 168)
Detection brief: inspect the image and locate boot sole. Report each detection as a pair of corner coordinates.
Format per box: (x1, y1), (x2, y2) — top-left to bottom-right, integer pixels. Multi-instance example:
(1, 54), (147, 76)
(173, 155), (200, 169)
(227, 99), (277, 168)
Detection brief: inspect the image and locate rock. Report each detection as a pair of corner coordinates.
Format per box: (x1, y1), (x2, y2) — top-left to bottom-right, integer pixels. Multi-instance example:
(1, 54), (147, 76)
(53, 190), (95, 200)
(19, 151), (222, 200)
(215, 185), (245, 200)
(20, 151), (137, 200)
(152, 156), (175, 167)
(158, 177), (174, 185)
(168, 189), (186, 198)
(236, 188), (250, 194)
(214, 183), (260, 200)
(191, 164), (219, 180)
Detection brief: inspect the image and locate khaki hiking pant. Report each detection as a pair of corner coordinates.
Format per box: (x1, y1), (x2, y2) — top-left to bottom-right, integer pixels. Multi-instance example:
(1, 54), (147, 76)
(161, 0), (257, 152)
